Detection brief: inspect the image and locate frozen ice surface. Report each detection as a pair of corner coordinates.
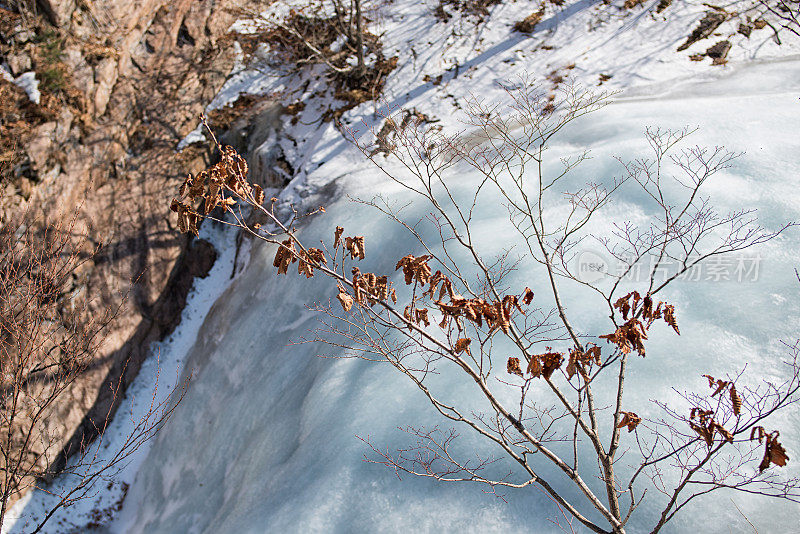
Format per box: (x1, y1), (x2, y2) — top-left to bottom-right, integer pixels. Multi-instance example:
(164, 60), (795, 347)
(111, 59), (800, 534)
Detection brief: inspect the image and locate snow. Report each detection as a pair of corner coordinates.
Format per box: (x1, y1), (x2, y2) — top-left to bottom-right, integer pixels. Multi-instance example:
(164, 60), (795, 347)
(176, 124), (208, 151)
(1, 67), (41, 104)
(8, 0), (800, 532)
(14, 72), (40, 105)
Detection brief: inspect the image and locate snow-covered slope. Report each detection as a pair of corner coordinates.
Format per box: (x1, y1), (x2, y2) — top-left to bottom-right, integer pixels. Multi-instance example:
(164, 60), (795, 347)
(7, 0), (800, 532)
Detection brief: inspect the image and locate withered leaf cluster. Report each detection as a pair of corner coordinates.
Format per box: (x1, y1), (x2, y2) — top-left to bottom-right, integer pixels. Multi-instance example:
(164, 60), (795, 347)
(527, 350), (564, 380)
(298, 248), (327, 278)
(454, 337), (472, 356)
(425, 270), (454, 301)
(332, 227), (367, 263)
(565, 345), (602, 380)
(688, 407), (733, 447)
(337, 284), (354, 312)
(435, 294), (523, 334)
(273, 239), (297, 275)
(507, 357), (523, 376)
(617, 291), (679, 333)
(752, 427), (790, 472)
(617, 411), (641, 432)
(171, 145), (264, 235)
(345, 236), (366, 260)
(522, 287), (534, 305)
(702, 374), (742, 416)
(271, 227), (390, 309)
(396, 254), (433, 286)
(394, 255), (530, 336)
(272, 239), (328, 277)
(599, 318), (648, 356)
(506, 344), (600, 382)
(600, 291), (680, 356)
(404, 306), (430, 327)
(351, 267), (396, 307)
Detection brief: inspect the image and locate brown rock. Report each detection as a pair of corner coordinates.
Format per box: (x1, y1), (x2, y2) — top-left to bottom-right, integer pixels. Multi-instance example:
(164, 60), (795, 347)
(55, 108), (74, 144)
(93, 57), (118, 117)
(37, 0), (76, 27)
(26, 122), (57, 174)
(706, 40), (731, 65)
(677, 11), (727, 51)
(0, 0), (256, 508)
(6, 51), (31, 76)
(62, 45), (95, 111)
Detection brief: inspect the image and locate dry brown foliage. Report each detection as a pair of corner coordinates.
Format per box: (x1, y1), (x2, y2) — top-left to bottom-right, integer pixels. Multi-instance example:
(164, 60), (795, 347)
(688, 407), (733, 447)
(526, 350), (564, 380)
(171, 145), (261, 235)
(514, 7), (546, 34)
(507, 357), (523, 376)
(565, 345), (601, 380)
(624, 0), (647, 9)
(617, 411), (641, 432)
(435, 0), (502, 23)
(752, 427), (790, 472)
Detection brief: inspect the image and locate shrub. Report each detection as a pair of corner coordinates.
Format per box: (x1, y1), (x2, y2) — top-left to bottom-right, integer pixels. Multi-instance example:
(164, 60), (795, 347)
(173, 83), (799, 533)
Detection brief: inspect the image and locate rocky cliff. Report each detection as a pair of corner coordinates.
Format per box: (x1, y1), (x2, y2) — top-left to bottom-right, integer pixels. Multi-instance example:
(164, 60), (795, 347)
(0, 0), (268, 507)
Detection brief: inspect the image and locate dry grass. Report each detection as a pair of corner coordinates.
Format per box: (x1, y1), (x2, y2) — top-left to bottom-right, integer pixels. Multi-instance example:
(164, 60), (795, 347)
(514, 7), (546, 33)
(231, 6), (398, 122)
(0, 79), (51, 184)
(435, 0), (502, 23)
(206, 93), (266, 131)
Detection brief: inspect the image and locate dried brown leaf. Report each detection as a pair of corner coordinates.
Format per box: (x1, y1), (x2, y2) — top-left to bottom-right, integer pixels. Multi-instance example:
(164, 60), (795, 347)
(507, 357), (523, 377)
(273, 239), (297, 275)
(617, 411), (641, 432)
(337, 290), (354, 312)
(527, 351), (563, 379)
(757, 430), (789, 472)
(730, 384), (742, 416)
(253, 184), (265, 205)
(345, 236), (366, 260)
(523, 287), (534, 305)
(663, 304), (679, 334)
(454, 337), (472, 356)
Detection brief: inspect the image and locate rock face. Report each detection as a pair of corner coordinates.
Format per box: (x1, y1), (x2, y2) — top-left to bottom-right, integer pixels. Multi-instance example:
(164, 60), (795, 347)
(0, 0), (267, 508)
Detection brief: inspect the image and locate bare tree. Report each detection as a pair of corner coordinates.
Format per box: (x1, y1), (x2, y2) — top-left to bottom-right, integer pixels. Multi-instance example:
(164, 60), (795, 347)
(172, 82), (799, 533)
(231, 0), (398, 118)
(759, 0), (800, 37)
(0, 194), (187, 533)
(244, 0), (369, 77)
